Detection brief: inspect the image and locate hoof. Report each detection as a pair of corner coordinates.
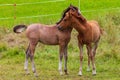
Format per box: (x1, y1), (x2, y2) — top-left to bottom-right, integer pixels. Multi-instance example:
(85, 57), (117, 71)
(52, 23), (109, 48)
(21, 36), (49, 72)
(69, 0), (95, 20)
(26, 72), (30, 75)
(59, 69), (63, 76)
(78, 71), (82, 76)
(92, 74), (96, 76)
(65, 72), (68, 75)
(34, 73), (38, 77)
(92, 70), (96, 76)
(64, 70), (68, 75)
(24, 69), (30, 75)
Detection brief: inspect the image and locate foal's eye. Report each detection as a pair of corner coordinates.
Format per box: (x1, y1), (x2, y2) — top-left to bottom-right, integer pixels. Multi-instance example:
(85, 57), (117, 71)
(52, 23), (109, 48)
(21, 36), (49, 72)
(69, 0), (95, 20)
(64, 19), (67, 21)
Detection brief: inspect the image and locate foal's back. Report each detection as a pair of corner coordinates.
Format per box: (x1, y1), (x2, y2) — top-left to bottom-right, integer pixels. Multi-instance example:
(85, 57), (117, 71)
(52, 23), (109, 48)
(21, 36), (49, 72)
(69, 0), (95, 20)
(26, 23), (71, 45)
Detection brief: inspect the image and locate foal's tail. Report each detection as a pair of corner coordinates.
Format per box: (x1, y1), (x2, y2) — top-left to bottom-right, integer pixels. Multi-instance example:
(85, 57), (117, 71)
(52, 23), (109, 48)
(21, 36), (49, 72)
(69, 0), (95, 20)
(13, 24), (27, 33)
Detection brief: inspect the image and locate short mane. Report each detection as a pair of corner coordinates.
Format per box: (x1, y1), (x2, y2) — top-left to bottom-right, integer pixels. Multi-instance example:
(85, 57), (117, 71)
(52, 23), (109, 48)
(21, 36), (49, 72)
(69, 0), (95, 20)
(72, 13), (87, 23)
(56, 5), (79, 24)
(56, 7), (71, 24)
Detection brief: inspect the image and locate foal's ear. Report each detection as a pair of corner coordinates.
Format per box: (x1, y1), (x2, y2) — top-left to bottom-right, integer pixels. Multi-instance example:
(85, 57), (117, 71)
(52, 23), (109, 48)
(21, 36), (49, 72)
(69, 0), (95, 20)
(68, 12), (72, 18)
(66, 12), (71, 18)
(70, 10), (75, 16)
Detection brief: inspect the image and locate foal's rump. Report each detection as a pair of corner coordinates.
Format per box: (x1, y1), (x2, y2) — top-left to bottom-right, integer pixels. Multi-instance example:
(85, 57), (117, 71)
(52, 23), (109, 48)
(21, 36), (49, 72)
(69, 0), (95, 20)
(87, 20), (102, 42)
(88, 20), (105, 36)
(13, 24), (27, 33)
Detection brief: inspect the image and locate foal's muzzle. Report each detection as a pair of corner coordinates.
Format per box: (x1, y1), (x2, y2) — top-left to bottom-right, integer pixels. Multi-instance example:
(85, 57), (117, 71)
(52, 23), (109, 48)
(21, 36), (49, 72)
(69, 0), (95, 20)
(57, 25), (63, 31)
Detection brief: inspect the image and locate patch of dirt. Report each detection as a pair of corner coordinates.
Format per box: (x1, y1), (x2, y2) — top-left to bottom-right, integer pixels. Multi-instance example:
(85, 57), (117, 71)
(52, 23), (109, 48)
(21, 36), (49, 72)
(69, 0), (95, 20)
(0, 31), (28, 48)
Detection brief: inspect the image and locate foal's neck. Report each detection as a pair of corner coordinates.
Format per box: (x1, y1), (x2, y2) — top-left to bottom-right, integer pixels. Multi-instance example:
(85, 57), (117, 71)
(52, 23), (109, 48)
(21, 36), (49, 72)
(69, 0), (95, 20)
(72, 16), (88, 34)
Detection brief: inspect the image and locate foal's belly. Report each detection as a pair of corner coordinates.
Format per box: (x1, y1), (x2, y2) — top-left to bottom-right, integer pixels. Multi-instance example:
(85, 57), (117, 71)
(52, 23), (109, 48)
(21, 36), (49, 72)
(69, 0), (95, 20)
(39, 35), (59, 45)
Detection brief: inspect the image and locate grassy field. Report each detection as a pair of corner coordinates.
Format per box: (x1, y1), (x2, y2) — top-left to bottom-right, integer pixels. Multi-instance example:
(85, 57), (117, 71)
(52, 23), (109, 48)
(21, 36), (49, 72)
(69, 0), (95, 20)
(0, 0), (120, 80)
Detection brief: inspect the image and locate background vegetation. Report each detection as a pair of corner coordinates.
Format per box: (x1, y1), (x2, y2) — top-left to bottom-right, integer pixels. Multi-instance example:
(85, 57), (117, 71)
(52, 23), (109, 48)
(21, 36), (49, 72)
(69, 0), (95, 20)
(0, 0), (120, 80)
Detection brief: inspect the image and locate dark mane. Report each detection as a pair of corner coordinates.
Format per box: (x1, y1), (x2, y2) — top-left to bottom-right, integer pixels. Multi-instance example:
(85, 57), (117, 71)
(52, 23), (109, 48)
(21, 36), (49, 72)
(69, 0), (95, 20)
(56, 7), (71, 24)
(56, 5), (79, 24)
(73, 14), (87, 23)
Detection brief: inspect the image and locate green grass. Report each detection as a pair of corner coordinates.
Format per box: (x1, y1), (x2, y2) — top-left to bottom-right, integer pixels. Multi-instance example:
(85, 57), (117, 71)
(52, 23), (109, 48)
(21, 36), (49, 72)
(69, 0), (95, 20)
(0, 0), (120, 80)
(0, 49), (120, 80)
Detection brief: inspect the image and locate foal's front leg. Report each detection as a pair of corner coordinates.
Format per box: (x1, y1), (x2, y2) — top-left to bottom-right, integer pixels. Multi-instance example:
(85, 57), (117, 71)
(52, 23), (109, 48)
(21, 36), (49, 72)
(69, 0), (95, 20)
(78, 43), (83, 76)
(58, 44), (65, 75)
(64, 46), (68, 75)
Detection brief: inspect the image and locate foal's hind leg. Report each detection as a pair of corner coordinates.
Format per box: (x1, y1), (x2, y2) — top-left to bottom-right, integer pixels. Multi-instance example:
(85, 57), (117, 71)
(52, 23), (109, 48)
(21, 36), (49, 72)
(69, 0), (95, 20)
(86, 46), (90, 72)
(78, 43), (83, 76)
(29, 40), (38, 77)
(91, 41), (99, 75)
(93, 40), (99, 57)
(87, 44), (96, 75)
(24, 44), (30, 75)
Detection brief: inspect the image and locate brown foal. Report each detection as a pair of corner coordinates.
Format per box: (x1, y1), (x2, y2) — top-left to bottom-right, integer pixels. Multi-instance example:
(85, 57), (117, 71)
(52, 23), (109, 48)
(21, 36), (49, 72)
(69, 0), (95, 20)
(57, 7), (103, 75)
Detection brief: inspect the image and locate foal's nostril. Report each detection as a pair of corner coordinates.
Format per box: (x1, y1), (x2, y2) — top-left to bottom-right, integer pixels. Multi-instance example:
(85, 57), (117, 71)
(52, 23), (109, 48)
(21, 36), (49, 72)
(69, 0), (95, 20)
(57, 26), (62, 30)
(58, 26), (61, 29)
(57, 25), (63, 30)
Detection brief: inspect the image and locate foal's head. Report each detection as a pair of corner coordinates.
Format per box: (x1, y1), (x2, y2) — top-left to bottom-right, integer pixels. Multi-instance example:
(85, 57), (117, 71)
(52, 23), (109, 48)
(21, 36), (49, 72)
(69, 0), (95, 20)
(57, 7), (80, 30)
(57, 5), (86, 30)
(56, 5), (80, 25)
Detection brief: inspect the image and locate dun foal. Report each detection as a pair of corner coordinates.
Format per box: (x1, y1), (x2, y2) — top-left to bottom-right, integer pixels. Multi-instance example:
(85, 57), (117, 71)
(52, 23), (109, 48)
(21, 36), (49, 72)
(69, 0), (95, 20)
(13, 5), (80, 76)
(57, 7), (103, 75)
